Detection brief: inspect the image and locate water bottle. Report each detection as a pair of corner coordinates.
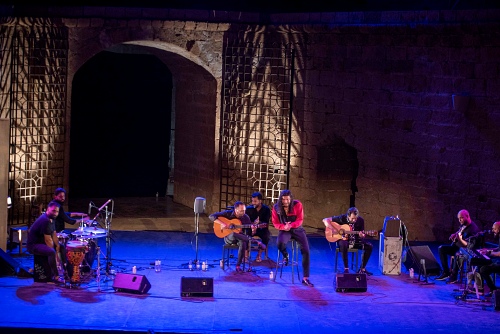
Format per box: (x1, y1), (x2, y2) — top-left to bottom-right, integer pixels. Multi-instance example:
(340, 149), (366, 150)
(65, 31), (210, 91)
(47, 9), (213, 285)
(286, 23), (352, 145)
(188, 260), (193, 270)
(409, 268), (414, 279)
(269, 271), (274, 280)
(132, 266), (137, 274)
(155, 260), (161, 272)
(196, 261), (201, 270)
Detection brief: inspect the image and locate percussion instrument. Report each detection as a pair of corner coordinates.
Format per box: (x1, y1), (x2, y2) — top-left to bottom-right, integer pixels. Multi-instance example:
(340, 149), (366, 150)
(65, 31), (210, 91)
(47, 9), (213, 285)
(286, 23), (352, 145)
(56, 232), (69, 246)
(81, 238), (98, 273)
(66, 240), (88, 283)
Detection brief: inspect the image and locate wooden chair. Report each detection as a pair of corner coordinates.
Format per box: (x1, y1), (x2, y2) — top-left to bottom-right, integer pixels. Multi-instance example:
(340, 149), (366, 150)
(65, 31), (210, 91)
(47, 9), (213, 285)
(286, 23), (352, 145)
(334, 242), (363, 273)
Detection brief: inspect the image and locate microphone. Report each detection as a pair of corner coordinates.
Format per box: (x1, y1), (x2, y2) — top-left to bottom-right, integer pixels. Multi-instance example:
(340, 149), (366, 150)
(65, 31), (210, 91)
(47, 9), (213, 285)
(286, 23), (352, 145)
(98, 199), (112, 211)
(88, 202), (92, 215)
(476, 230), (491, 236)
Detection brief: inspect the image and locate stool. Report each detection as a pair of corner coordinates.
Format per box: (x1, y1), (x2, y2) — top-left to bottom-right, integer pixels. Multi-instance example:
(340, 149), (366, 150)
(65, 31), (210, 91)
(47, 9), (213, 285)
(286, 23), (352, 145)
(221, 243), (240, 270)
(33, 255), (52, 282)
(334, 243), (363, 273)
(274, 240), (300, 283)
(9, 226), (28, 254)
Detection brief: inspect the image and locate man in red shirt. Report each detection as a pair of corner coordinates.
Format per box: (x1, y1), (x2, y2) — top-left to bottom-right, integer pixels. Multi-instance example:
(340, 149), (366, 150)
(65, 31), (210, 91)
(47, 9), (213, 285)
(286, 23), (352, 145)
(272, 189), (313, 287)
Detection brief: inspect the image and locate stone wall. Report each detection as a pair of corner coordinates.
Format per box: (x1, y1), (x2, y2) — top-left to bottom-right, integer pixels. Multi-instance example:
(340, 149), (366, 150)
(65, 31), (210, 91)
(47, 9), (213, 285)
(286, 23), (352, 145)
(3, 7), (499, 240)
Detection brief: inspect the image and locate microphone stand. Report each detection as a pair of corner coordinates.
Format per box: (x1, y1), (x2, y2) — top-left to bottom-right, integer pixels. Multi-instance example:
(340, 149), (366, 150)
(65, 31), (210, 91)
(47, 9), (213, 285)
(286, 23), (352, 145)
(416, 258), (434, 285)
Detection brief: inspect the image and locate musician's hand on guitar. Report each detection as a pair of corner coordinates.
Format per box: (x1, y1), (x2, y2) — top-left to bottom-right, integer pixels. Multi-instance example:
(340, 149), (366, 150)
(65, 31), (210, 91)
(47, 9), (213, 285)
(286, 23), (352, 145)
(359, 231), (366, 238)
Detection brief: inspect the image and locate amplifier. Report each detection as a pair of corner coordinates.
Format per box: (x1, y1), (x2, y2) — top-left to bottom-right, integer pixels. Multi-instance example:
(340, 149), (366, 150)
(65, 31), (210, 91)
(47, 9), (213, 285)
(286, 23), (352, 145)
(335, 273), (367, 292)
(181, 277), (214, 297)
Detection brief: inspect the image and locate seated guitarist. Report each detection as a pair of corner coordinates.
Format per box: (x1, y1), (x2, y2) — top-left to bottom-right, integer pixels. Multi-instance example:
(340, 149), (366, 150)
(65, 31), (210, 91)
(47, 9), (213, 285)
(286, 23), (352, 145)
(245, 192), (271, 262)
(209, 201), (266, 272)
(323, 207), (374, 275)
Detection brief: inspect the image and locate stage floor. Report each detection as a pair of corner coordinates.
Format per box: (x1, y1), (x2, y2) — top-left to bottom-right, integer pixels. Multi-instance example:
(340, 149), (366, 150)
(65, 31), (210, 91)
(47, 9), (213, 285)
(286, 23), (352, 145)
(1, 197), (498, 333)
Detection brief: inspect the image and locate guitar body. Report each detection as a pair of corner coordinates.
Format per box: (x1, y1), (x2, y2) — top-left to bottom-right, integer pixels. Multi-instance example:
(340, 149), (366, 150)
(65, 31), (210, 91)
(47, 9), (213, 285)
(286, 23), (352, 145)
(325, 221), (352, 243)
(213, 217), (267, 238)
(325, 220), (378, 243)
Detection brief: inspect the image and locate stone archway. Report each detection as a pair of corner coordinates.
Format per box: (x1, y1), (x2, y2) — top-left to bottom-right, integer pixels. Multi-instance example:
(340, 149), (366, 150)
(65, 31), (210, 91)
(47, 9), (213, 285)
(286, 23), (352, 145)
(67, 40), (221, 211)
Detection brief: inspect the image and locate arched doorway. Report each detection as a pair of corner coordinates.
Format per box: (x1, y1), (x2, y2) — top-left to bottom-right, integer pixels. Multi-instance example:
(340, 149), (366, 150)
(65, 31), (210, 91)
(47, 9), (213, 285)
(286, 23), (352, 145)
(69, 51), (173, 198)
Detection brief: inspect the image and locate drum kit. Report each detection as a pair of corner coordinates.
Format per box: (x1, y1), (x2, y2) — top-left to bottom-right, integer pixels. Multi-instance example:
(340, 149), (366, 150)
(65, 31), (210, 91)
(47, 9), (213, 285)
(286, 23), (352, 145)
(57, 199), (114, 288)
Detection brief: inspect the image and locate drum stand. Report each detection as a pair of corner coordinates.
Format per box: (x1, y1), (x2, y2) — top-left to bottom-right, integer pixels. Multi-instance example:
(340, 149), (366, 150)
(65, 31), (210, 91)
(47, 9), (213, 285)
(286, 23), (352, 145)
(104, 207), (114, 275)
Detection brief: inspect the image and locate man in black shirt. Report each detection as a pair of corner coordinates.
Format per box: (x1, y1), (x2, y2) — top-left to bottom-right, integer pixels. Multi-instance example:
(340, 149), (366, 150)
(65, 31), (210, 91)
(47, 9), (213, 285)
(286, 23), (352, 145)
(27, 201), (65, 283)
(436, 209), (480, 283)
(53, 188), (88, 232)
(323, 207), (374, 275)
(479, 221), (500, 296)
(245, 192), (271, 262)
(210, 201), (266, 272)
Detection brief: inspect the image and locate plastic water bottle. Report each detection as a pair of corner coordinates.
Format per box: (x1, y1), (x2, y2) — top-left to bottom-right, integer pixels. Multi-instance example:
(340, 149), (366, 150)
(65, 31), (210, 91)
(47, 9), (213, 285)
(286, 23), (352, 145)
(132, 266), (137, 274)
(269, 271), (274, 280)
(196, 261), (201, 270)
(409, 268), (414, 279)
(188, 260), (193, 270)
(155, 260), (161, 272)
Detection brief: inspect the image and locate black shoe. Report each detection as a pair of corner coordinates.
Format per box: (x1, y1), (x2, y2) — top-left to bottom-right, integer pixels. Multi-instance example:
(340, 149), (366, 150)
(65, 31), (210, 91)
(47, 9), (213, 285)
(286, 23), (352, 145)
(344, 268), (350, 274)
(302, 278), (314, 287)
(235, 265), (243, 272)
(436, 273), (450, 281)
(446, 275), (458, 284)
(484, 290), (495, 298)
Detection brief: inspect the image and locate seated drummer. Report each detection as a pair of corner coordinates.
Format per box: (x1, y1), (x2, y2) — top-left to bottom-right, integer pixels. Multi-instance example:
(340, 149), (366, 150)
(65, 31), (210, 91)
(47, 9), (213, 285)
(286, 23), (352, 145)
(27, 201), (66, 284)
(53, 187), (88, 233)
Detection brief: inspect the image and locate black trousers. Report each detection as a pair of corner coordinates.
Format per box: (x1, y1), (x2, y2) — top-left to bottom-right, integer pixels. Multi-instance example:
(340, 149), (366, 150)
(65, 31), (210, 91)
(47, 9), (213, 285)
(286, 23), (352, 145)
(253, 228), (271, 246)
(338, 240), (373, 270)
(438, 244), (460, 275)
(224, 232), (251, 266)
(480, 262), (500, 291)
(28, 243), (67, 279)
(277, 227), (310, 277)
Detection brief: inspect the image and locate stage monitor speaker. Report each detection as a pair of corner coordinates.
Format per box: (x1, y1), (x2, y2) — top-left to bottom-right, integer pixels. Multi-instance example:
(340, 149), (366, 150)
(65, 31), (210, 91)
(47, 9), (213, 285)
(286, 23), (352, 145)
(194, 197), (206, 214)
(181, 276), (213, 297)
(403, 245), (441, 276)
(335, 273), (367, 292)
(0, 249), (32, 278)
(112, 273), (151, 294)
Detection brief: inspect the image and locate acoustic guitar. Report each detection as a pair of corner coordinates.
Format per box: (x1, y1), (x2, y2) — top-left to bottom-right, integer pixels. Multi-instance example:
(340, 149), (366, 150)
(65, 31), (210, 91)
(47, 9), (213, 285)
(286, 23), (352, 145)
(213, 216), (267, 238)
(325, 220), (378, 243)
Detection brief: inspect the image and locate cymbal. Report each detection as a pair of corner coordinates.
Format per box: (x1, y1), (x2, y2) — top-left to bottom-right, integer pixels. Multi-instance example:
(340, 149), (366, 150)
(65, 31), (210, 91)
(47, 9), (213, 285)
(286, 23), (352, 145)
(83, 227), (107, 234)
(71, 230), (90, 236)
(83, 233), (108, 239)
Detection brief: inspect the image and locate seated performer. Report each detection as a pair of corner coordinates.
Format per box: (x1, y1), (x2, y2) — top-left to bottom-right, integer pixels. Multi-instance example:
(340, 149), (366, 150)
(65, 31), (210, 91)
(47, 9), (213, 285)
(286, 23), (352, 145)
(53, 187), (89, 233)
(27, 200), (66, 284)
(323, 207), (374, 275)
(479, 221), (500, 296)
(210, 201), (266, 272)
(245, 192), (271, 262)
(272, 189), (313, 287)
(436, 209), (480, 283)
